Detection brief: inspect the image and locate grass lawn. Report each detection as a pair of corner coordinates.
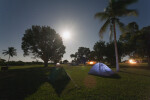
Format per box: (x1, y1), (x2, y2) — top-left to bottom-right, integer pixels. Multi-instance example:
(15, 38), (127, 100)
(0, 64), (150, 100)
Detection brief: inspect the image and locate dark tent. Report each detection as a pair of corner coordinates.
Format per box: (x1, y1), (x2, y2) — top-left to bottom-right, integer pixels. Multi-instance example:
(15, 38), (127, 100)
(48, 67), (70, 96)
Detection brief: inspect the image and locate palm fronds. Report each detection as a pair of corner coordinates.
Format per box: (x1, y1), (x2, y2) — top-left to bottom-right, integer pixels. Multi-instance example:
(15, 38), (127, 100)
(95, 12), (109, 21)
(109, 24), (114, 41)
(115, 19), (125, 33)
(99, 19), (111, 39)
(2, 47), (17, 57)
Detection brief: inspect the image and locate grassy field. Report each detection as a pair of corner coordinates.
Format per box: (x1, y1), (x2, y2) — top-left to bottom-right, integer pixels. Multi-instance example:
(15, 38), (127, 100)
(0, 64), (150, 100)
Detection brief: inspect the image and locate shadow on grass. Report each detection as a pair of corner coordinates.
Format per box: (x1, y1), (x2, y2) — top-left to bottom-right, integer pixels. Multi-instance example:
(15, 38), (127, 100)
(120, 70), (150, 77)
(0, 67), (49, 100)
(48, 67), (70, 97)
(89, 73), (121, 79)
(0, 66), (70, 100)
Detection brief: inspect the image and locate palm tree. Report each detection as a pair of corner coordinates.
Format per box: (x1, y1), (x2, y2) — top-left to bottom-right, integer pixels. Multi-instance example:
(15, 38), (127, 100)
(95, 0), (138, 72)
(2, 47), (17, 66)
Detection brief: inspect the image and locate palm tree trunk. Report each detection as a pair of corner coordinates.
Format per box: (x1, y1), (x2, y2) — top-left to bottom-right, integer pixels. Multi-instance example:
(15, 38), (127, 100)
(113, 21), (119, 72)
(8, 55), (10, 62)
(7, 54), (10, 67)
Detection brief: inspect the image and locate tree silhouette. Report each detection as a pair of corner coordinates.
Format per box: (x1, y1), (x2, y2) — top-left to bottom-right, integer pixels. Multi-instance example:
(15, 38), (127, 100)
(63, 60), (69, 64)
(22, 25), (65, 67)
(95, 0), (138, 71)
(93, 41), (124, 65)
(70, 53), (78, 62)
(119, 22), (139, 56)
(93, 41), (106, 62)
(2, 47), (17, 66)
(120, 25), (150, 66)
(70, 47), (90, 64)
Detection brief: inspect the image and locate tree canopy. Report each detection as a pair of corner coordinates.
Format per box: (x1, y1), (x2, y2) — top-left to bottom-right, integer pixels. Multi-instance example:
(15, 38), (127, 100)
(93, 41), (124, 65)
(70, 47), (90, 64)
(2, 47), (17, 62)
(22, 25), (65, 67)
(93, 41), (106, 62)
(119, 22), (139, 56)
(120, 22), (150, 66)
(95, 0), (138, 71)
(63, 60), (69, 64)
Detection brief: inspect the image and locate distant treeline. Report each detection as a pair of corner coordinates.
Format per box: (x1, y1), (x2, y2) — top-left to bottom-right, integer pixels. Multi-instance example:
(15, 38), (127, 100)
(0, 61), (44, 66)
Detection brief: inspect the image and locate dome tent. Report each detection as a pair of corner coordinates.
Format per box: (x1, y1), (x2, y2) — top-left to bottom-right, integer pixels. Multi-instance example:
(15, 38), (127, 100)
(88, 63), (115, 76)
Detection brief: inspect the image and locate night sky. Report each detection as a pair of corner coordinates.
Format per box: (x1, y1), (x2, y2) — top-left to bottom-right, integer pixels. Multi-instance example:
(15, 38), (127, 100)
(0, 0), (150, 62)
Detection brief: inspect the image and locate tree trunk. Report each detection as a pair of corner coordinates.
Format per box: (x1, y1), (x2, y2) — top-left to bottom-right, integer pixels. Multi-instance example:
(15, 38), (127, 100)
(7, 55), (10, 67)
(113, 21), (119, 72)
(8, 55), (10, 62)
(44, 60), (48, 67)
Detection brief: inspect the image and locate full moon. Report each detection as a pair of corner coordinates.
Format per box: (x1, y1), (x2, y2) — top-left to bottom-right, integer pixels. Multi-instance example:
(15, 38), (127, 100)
(62, 31), (71, 39)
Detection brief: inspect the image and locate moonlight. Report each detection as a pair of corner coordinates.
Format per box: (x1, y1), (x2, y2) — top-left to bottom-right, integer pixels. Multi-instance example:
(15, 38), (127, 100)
(62, 31), (71, 40)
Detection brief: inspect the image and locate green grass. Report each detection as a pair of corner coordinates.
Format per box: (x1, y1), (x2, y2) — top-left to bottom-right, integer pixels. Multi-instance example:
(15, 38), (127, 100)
(0, 64), (150, 100)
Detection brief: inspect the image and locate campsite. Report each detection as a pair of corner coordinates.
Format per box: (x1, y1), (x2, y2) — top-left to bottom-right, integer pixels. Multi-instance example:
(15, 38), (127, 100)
(0, 0), (150, 99)
(0, 63), (150, 100)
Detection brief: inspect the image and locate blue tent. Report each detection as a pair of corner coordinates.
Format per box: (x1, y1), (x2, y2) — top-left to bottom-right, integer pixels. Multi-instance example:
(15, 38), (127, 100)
(88, 63), (115, 76)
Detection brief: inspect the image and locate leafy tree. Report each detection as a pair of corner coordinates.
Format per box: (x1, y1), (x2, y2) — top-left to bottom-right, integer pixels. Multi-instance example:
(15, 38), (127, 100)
(132, 26), (150, 65)
(2, 47), (17, 66)
(0, 58), (6, 62)
(93, 41), (124, 65)
(120, 22), (150, 65)
(22, 25), (65, 67)
(93, 41), (106, 62)
(95, 0), (138, 71)
(70, 53), (78, 61)
(119, 22), (139, 56)
(89, 51), (97, 61)
(0, 57), (6, 66)
(77, 47), (90, 63)
(120, 22), (139, 42)
(105, 41), (124, 65)
(105, 42), (116, 65)
(63, 60), (69, 64)
(70, 47), (90, 64)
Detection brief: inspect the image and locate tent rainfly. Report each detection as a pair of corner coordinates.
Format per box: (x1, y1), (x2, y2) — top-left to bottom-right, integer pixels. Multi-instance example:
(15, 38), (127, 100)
(88, 63), (115, 76)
